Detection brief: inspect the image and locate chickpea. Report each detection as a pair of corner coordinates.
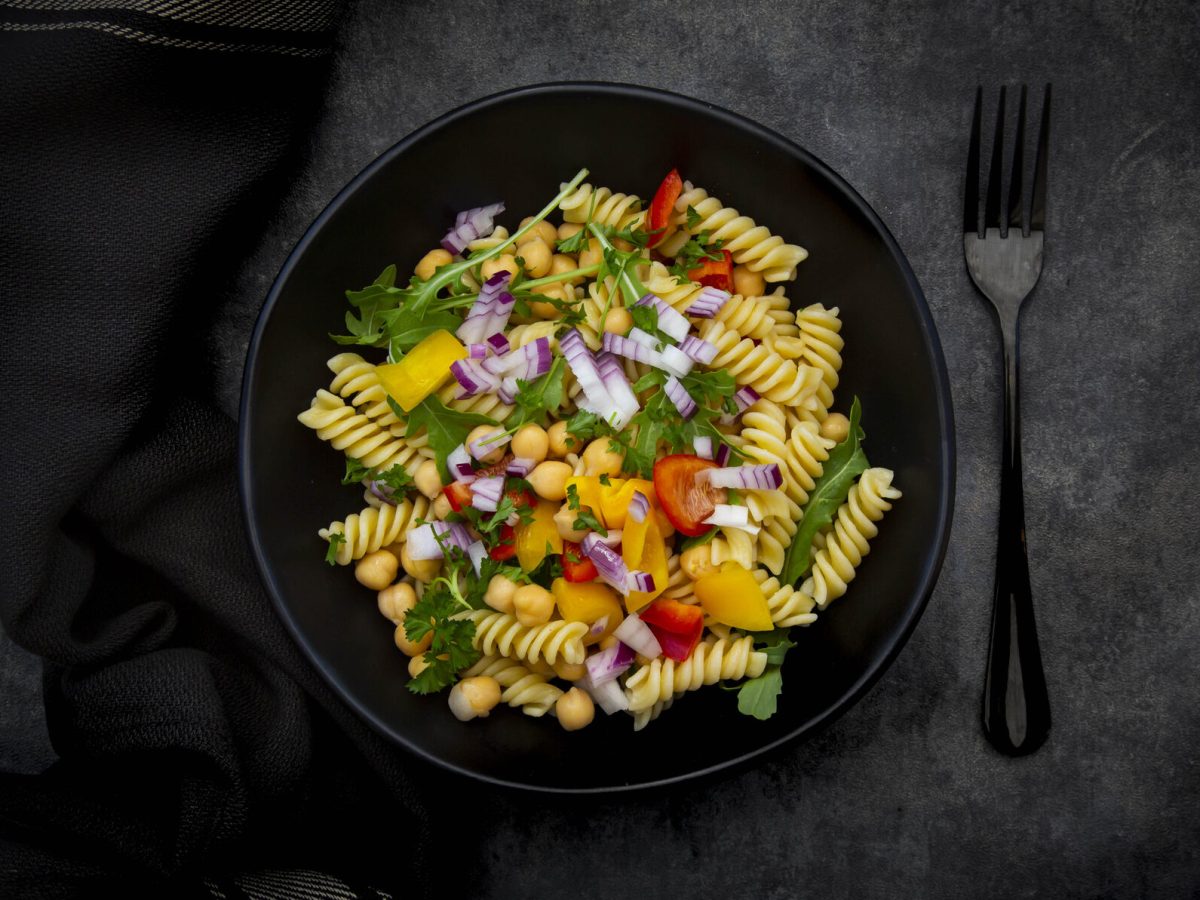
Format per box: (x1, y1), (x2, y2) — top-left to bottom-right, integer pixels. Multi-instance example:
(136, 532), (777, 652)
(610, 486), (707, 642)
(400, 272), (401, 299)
(554, 503), (587, 542)
(579, 242), (603, 270)
(550, 253), (585, 285)
(555, 687), (595, 731)
(377, 581), (417, 623)
(547, 420), (581, 457)
(612, 237), (634, 252)
(407, 654), (430, 678)
(355, 549), (398, 591)
(415, 248), (453, 281)
(733, 264), (765, 298)
(465, 424), (507, 465)
(520, 217), (559, 247)
(484, 573), (519, 614)
(557, 222), (584, 242)
(581, 438), (624, 477)
(448, 676), (502, 722)
(394, 619), (432, 657)
(414, 459), (443, 500)
(528, 282), (567, 320)
(820, 412), (851, 443)
(481, 253), (520, 283)
(511, 423), (549, 463)
(527, 460), (572, 501)
(516, 237), (552, 278)
(512, 584), (555, 627)
(400, 542), (441, 583)
(680, 544), (719, 580)
(431, 492), (453, 520)
(553, 660), (588, 682)
(603, 306), (633, 335)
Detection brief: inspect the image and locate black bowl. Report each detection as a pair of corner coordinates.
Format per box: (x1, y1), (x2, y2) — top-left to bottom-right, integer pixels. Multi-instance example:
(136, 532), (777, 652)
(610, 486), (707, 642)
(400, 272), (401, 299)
(239, 82), (954, 792)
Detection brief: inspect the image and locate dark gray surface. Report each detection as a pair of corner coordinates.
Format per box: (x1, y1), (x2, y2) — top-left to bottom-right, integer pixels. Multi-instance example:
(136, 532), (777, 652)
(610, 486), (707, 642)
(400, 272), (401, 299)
(8, 0), (1200, 895)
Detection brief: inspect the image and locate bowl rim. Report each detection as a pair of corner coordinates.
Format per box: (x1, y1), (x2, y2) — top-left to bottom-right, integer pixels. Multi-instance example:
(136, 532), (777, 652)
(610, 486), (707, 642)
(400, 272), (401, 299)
(238, 80), (956, 793)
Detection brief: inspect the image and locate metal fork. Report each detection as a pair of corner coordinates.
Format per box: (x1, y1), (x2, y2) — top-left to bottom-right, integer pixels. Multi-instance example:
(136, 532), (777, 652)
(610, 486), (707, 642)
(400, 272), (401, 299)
(964, 84), (1052, 756)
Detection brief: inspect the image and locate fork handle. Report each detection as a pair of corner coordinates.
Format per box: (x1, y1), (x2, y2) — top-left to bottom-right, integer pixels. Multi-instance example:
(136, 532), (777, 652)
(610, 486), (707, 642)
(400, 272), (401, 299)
(982, 322), (1051, 755)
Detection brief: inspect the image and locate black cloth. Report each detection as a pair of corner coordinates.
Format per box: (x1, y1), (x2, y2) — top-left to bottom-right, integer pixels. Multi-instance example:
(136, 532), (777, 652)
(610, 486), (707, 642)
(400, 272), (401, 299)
(0, 5), (437, 895)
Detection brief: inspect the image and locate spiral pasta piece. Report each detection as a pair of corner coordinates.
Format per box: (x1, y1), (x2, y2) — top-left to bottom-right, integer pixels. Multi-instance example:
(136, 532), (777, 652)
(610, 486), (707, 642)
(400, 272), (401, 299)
(460, 610), (588, 666)
(317, 495), (429, 565)
(796, 304), (843, 420)
(753, 568), (819, 628)
(661, 553), (697, 604)
(708, 293), (778, 340)
(624, 637), (768, 712)
(298, 390), (428, 472)
(642, 262), (709, 316)
(434, 379), (514, 423)
(670, 182), (808, 282)
(630, 697), (674, 731)
(762, 287), (800, 337)
(507, 320), (560, 350)
(709, 527), (757, 570)
(697, 320), (822, 408)
(460, 655), (564, 717)
(326, 352), (404, 433)
(783, 420), (835, 508)
(558, 183), (645, 230)
(802, 468), (902, 609)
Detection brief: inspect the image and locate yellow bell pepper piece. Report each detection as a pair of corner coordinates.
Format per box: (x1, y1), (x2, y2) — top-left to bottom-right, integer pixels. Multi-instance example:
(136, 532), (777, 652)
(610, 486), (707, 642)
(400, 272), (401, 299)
(598, 478), (656, 530)
(516, 499), (564, 572)
(622, 514), (668, 613)
(564, 476), (605, 521)
(551, 579), (622, 644)
(694, 562), (774, 631)
(374, 329), (467, 412)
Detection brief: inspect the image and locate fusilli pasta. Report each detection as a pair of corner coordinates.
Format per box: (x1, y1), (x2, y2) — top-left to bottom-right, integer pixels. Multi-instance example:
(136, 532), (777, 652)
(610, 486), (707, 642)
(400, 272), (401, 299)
(460, 610), (588, 666)
(318, 495), (429, 565)
(461, 655), (564, 717)
(624, 637), (768, 712)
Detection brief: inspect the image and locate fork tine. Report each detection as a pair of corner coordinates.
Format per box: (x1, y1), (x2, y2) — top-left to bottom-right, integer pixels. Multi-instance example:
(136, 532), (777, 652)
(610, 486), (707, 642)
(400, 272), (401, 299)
(1029, 84), (1051, 232)
(964, 86), (982, 235)
(983, 86), (1006, 230)
(1007, 85), (1028, 234)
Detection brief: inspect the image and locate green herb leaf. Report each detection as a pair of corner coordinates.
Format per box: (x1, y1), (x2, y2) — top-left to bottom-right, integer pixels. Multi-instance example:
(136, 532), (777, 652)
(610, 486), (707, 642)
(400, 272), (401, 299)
(573, 506), (607, 536)
(556, 229), (589, 254)
(780, 397), (870, 585)
(565, 483), (580, 510)
(685, 205), (702, 230)
(403, 394), (498, 482)
(324, 532), (346, 565)
(598, 473), (611, 486)
(405, 557), (483, 694)
(736, 667), (783, 720)
(342, 458), (371, 486)
(679, 528), (718, 552)
(668, 234), (726, 280)
(385, 308), (462, 356)
(565, 409), (606, 445)
(513, 356), (566, 425)
(372, 463), (414, 493)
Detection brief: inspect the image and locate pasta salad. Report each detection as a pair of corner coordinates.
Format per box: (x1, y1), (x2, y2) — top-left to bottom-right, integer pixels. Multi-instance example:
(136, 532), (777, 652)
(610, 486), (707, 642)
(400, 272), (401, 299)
(298, 167), (901, 731)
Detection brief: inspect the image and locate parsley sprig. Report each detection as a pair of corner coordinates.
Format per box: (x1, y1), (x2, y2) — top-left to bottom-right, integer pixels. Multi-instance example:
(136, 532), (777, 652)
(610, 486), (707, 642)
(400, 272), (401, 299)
(405, 555), (483, 694)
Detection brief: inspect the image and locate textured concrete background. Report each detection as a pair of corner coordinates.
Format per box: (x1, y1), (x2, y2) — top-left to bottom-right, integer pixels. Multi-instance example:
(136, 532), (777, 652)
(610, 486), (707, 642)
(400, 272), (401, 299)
(5, 0), (1199, 895)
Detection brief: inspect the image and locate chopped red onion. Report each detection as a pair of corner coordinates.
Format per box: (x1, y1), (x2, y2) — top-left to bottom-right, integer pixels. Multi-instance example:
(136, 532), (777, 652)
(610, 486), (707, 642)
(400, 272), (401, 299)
(583, 674), (629, 714)
(686, 286), (732, 318)
(588, 616), (610, 639)
(457, 270), (511, 343)
(595, 352), (640, 427)
(364, 479), (398, 506)
(467, 541), (487, 576)
(628, 490), (650, 523)
(585, 641), (636, 686)
(485, 332), (510, 356)
(447, 444), (476, 482)
(664, 376), (697, 419)
(692, 436), (714, 460)
(601, 331), (665, 368)
(468, 429), (511, 461)
(634, 294), (691, 341)
(467, 343), (488, 360)
(471, 475), (505, 512)
(703, 504), (749, 528)
(498, 377), (518, 405)
(506, 457), (537, 478)
(561, 329), (617, 424)
(450, 359), (499, 398)
(626, 570), (656, 593)
(627, 327), (660, 350)
(521, 337), (553, 380)
(679, 335), (719, 365)
(660, 345), (695, 378)
(485, 291), (516, 336)
(582, 532), (630, 594)
(442, 202), (505, 255)
(409, 521), (470, 561)
(699, 463), (783, 490)
(715, 442), (732, 467)
(613, 614), (662, 659)
(734, 386), (760, 412)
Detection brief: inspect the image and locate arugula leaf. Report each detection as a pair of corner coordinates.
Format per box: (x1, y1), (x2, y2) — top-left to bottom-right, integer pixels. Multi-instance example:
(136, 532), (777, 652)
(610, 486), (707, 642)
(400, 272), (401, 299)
(556, 228), (589, 254)
(747, 630), (797, 665)
(679, 528), (718, 552)
(513, 356), (566, 425)
(588, 223), (649, 307)
(342, 458), (371, 486)
(385, 308), (462, 356)
(402, 394), (498, 481)
(324, 532), (346, 565)
(780, 397), (870, 585)
(736, 667), (783, 720)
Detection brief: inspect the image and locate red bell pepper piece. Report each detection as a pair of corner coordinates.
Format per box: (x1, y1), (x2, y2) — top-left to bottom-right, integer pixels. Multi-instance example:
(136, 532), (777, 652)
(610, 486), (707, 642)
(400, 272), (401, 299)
(640, 597), (704, 662)
(561, 541), (598, 583)
(652, 454), (727, 537)
(444, 480), (472, 512)
(489, 523), (517, 561)
(647, 168), (683, 248)
(687, 249), (734, 291)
